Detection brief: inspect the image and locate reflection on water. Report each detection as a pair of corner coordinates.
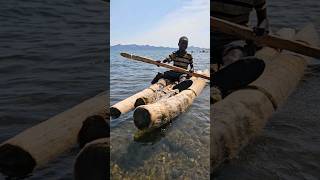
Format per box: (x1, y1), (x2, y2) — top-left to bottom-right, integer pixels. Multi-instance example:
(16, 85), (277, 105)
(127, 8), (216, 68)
(110, 48), (210, 179)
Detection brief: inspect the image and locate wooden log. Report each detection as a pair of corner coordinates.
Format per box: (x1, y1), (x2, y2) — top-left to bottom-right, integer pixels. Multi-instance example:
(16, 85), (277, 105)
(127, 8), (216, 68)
(134, 83), (176, 107)
(134, 71), (209, 130)
(211, 24), (319, 173)
(134, 76), (198, 107)
(211, 17), (320, 59)
(0, 92), (108, 177)
(110, 79), (166, 118)
(74, 138), (110, 180)
(78, 114), (110, 148)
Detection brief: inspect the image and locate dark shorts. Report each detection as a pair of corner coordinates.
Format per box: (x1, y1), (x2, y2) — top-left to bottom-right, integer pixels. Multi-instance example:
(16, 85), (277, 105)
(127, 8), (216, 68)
(163, 70), (188, 82)
(211, 46), (224, 65)
(212, 40), (255, 66)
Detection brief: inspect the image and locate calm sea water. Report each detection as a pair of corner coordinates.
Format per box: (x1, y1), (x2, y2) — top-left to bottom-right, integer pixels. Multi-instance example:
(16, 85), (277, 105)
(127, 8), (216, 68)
(214, 1), (320, 179)
(0, 0), (108, 179)
(110, 48), (210, 179)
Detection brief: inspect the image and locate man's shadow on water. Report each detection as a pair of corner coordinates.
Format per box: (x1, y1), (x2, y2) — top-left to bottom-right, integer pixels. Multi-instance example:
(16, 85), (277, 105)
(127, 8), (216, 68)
(115, 118), (189, 172)
(114, 117), (196, 173)
(114, 123), (170, 171)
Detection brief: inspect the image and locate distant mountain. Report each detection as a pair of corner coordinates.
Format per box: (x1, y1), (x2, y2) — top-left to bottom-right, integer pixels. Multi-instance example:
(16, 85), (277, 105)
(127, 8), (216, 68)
(111, 44), (209, 52)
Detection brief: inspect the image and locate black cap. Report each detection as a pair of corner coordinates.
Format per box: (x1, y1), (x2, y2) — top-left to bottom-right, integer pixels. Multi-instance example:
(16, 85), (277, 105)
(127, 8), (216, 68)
(179, 36), (188, 43)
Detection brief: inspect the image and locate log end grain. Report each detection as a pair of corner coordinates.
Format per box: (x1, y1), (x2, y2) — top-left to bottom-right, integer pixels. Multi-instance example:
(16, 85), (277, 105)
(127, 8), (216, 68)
(74, 139), (110, 180)
(134, 97), (147, 107)
(110, 107), (121, 119)
(133, 107), (151, 130)
(0, 144), (36, 178)
(78, 115), (110, 148)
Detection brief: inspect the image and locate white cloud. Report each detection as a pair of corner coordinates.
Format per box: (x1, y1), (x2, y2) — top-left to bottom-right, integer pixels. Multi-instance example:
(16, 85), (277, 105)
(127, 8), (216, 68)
(113, 0), (210, 48)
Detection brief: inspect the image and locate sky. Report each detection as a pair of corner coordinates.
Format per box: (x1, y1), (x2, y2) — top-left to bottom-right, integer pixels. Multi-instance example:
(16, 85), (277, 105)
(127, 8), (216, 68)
(110, 0), (210, 48)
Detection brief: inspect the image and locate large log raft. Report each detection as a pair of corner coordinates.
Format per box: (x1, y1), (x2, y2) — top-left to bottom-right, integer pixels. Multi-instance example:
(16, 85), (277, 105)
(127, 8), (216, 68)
(134, 76), (200, 107)
(211, 24), (319, 173)
(0, 92), (108, 178)
(134, 71), (209, 130)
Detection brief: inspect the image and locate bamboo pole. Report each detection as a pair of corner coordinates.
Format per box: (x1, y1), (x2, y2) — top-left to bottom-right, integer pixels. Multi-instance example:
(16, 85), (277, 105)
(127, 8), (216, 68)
(133, 71), (209, 130)
(211, 24), (319, 173)
(0, 92), (108, 177)
(211, 17), (320, 59)
(110, 79), (166, 118)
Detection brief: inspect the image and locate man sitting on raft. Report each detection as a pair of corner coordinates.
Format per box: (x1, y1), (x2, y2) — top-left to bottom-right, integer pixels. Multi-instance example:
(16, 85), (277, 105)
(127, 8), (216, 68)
(212, 0), (269, 70)
(211, 0), (269, 103)
(151, 36), (194, 91)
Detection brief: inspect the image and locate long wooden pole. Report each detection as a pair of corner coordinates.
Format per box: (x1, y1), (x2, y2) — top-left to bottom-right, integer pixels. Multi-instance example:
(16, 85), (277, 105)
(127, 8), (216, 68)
(120, 52), (210, 80)
(211, 17), (320, 59)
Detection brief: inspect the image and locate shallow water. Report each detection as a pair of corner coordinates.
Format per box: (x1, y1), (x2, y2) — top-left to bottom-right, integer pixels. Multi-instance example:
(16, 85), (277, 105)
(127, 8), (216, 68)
(213, 1), (320, 179)
(110, 48), (210, 179)
(0, 0), (108, 179)
(214, 65), (320, 180)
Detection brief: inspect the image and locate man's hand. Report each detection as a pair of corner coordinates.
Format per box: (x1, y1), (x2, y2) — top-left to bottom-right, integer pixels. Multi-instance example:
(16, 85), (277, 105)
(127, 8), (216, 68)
(156, 60), (161, 67)
(189, 64), (194, 73)
(253, 26), (269, 36)
(253, 19), (269, 37)
(187, 68), (194, 78)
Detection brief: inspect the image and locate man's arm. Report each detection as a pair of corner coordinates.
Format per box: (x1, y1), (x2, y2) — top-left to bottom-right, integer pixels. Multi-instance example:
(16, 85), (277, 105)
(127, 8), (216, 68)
(254, 0), (269, 36)
(189, 63), (194, 72)
(156, 53), (173, 65)
(163, 57), (171, 63)
(163, 53), (174, 63)
(189, 55), (194, 72)
(254, 0), (267, 23)
(256, 5), (267, 26)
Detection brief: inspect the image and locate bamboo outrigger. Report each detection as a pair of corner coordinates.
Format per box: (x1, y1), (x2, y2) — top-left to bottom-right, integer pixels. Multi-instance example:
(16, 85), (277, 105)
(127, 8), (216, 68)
(211, 24), (319, 173)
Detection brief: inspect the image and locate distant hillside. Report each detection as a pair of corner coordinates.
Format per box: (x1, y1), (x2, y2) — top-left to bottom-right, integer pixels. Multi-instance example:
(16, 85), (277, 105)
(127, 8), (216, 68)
(111, 44), (209, 52)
